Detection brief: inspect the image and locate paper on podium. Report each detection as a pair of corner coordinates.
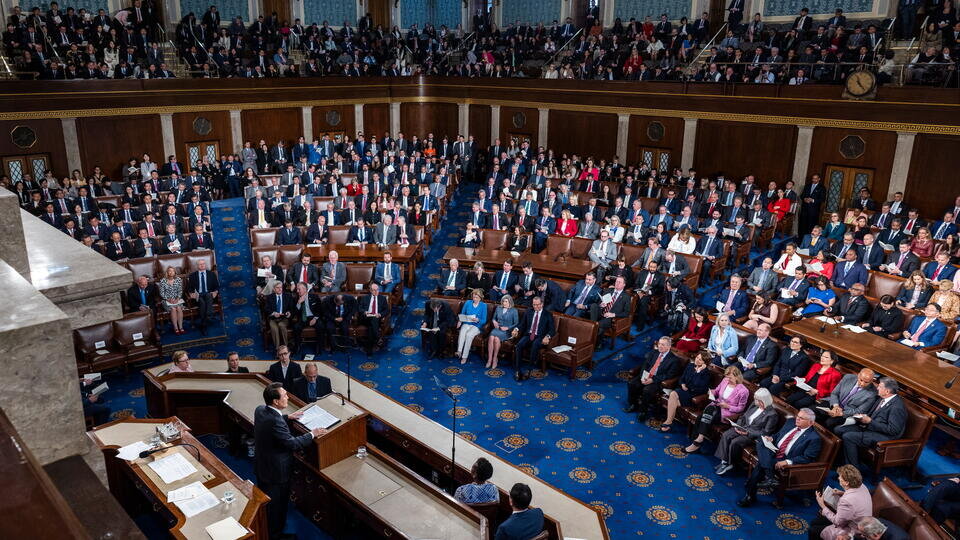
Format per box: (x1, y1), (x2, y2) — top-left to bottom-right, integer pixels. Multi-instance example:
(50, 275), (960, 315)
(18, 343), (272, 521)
(762, 438), (778, 452)
(117, 440), (153, 461)
(842, 324), (867, 333)
(172, 482), (219, 518)
(167, 481), (206, 503)
(205, 517), (248, 540)
(299, 404), (340, 430)
(344, 242), (361, 247)
(793, 377), (814, 392)
(148, 452), (198, 484)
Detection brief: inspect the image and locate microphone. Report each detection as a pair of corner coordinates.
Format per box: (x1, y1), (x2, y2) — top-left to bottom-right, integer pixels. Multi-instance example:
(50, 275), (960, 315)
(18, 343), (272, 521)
(946, 374), (959, 389)
(330, 391), (347, 406)
(139, 443), (202, 461)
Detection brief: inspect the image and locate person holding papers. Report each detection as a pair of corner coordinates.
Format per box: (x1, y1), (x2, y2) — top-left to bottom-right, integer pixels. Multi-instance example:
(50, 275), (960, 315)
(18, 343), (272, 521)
(900, 303), (948, 349)
(773, 243), (803, 276)
(590, 276), (633, 345)
(683, 366), (749, 454)
(833, 249), (869, 289)
(255, 382), (325, 540)
(421, 299), (455, 359)
(291, 363), (332, 403)
(675, 308), (713, 354)
(799, 226), (828, 255)
(632, 260), (664, 329)
(835, 377), (908, 475)
(801, 277), (837, 317)
(716, 274), (749, 319)
(879, 240), (920, 276)
(824, 283), (871, 325)
(815, 368), (878, 431)
(81, 376), (111, 425)
(778, 266), (810, 307)
(320, 251), (347, 292)
(738, 407), (822, 510)
(808, 465), (873, 540)
(735, 323), (780, 380)
(785, 350), (842, 409)
(714, 387), (779, 475)
(707, 314), (740, 364)
(659, 351), (711, 432)
(805, 249), (835, 282)
(623, 336), (682, 421)
(861, 295), (904, 338)
(695, 226), (724, 285)
(897, 271), (934, 310)
(455, 289), (487, 364)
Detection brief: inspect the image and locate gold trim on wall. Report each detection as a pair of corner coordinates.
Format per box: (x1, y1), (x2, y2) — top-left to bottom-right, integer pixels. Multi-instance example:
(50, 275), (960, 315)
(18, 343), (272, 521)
(1, 95), (957, 136)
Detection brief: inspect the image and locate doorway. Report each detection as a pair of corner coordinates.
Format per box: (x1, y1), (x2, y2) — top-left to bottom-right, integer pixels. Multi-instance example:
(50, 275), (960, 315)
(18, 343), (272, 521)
(823, 165), (874, 214)
(262, 0), (291, 24)
(368, 0), (390, 29)
(185, 141), (220, 169)
(639, 146), (671, 173)
(3, 153), (49, 182)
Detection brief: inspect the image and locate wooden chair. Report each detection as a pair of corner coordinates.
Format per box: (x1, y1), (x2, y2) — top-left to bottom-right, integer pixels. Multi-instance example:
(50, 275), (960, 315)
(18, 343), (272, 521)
(73, 321), (126, 374)
(871, 477), (952, 540)
(860, 398), (935, 479)
(157, 253), (188, 277)
(480, 229), (511, 250)
(250, 227), (279, 247)
(539, 315), (599, 379)
(186, 249), (216, 273)
(112, 311), (162, 367)
(327, 226), (350, 245)
(126, 257), (159, 281)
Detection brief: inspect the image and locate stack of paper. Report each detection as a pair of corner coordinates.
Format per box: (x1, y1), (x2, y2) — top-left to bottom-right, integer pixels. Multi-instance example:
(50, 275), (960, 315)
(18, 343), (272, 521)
(936, 351), (960, 363)
(793, 377), (814, 392)
(167, 482), (207, 503)
(551, 345), (573, 353)
(205, 517), (248, 540)
(298, 405), (340, 431)
(169, 481), (219, 518)
(148, 452), (198, 484)
(842, 324), (867, 333)
(117, 440), (153, 461)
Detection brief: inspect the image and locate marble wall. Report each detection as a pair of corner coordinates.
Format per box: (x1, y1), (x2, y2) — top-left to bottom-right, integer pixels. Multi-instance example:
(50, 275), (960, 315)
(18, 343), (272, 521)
(501, 0), (563, 25)
(303, 0), (357, 25)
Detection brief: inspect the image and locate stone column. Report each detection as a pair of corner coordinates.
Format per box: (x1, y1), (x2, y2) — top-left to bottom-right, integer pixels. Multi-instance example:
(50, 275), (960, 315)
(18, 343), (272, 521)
(791, 125), (815, 187)
(354, 103), (365, 135)
(887, 132), (917, 200)
(60, 117), (82, 175)
(0, 191), (28, 279)
(230, 109), (243, 154)
(490, 105), (501, 142)
(616, 113), (630, 161)
(537, 108), (549, 149)
(301, 106), (313, 143)
(390, 102), (401, 135)
(680, 117), (698, 172)
(458, 103), (470, 137)
(159, 113), (176, 160)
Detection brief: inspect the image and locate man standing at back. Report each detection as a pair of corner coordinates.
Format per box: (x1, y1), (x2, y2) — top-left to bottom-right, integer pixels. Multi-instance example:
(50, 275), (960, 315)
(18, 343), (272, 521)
(255, 382), (325, 540)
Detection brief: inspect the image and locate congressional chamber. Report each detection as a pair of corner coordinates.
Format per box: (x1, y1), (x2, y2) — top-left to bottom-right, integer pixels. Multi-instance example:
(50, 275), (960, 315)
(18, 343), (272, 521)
(2, 1), (960, 539)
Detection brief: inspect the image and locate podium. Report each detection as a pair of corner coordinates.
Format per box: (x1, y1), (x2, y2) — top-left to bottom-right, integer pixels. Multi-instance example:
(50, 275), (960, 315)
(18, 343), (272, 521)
(291, 393), (368, 469)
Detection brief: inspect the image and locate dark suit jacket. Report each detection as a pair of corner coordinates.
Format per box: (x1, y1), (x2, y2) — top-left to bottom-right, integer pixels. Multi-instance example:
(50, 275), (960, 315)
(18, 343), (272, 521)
(265, 360), (302, 390)
(539, 280), (566, 312)
(740, 405), (780, 438)
(253, 404), (314, 484)
(103, 240), (132, 261)
(126, 283), (159, 310)
(290, 375), (332, 403)
(718, 288), (749, 319)
(883, 250), (920, 275)
(757, 421), (821, 468)
(740, 336), (779, 370)
(826, 293), (870, 324)
(439, 269), (467, 292)
(640, 350), (682, 384)
(187, 270), (220, 294)
(860, 395), (908, 440)
(832, 261), (868, 288)
(867, 306), (904, 336)
(517, 308), (554, 339)
(771, 348), (810, 381)
(275, 227), (302, 245)
(695, 235), (723, 258)
(423, 301), (456, 330)
(286, 262), (320, 287)
(186, 232), (214, 251)
(494, 507), (545, 540)
(358, 294), (388, 319)
(857, 243), (884, 269)
(347, 225), (373, 243)
(491, 270), (519, 292)
(634, 270), (665, 294)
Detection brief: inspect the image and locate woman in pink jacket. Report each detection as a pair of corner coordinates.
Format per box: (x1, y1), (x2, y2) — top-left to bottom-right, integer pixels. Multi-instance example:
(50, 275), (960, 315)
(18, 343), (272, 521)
(684, 366), (749, 453)
(810, 464), (872, 540)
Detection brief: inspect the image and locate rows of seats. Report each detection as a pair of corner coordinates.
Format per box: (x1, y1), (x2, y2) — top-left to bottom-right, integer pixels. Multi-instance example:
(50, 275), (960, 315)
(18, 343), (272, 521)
(73, 312), (163, 374)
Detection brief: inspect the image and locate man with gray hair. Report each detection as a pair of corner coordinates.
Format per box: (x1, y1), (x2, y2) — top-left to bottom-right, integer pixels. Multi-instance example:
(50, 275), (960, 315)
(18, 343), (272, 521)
(739, 407), (821, 507)
(834, 377), (908, 475)
(854, 516), (909, 540)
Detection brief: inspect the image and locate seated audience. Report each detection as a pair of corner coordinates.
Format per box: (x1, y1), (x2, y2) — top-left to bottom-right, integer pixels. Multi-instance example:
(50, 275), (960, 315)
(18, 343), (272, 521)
(785, 350), (842, 409)
(496, 483), (544, 540)
(455, 458), (499, 504)
(684, 366), (749, 453)
(808, 465), (873, 540)
(291, 362), (332, 403)
(659, 351), (711, 432)
(738, 407), (821, 508)
(714, 387), (779, 476)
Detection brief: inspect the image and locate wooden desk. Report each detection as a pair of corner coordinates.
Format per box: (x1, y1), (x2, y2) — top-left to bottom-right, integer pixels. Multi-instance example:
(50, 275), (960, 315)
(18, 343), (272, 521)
(88, 416), (268, 540)
(303, 244), (421, 286)
(141, 359), (607, 539)
(784, 318), (960, 416)
(442, 247), (598, 282)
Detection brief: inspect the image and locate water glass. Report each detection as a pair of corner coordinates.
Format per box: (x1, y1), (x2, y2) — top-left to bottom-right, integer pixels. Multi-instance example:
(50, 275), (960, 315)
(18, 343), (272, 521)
(356, 445), (367, 460)
(222, 490), (236, 505)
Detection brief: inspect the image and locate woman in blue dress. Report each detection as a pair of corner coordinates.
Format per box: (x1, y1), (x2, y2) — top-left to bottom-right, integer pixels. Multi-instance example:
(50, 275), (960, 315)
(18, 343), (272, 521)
(707, 313), (739, 365)
(456, 289), (488, 363)
(801, 276), (837, 316)
(486, 295), (518, 370)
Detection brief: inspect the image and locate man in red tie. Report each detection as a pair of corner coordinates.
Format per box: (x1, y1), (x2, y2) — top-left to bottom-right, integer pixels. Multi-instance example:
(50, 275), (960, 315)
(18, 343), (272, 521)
(738, 408), (821, 508)
(624, 337), (681, 421)
(360, 282), (386, 354)
(590, 276), (633, 348)
(512, 297), (554, 382)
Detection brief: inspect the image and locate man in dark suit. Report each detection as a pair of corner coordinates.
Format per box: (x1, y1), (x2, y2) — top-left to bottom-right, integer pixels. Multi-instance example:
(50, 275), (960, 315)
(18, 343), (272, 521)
(857, 234), (884, 270)
(534, 278), (565, 313)
(532, 206), (556, 253)
(832, 249), (869, 289)
(187, 260), (219, 335)
(799, 174), (826, 235)
(286, 252), (320, 291)
(513, 262), (538, 306)
(817, 368), (879, 430)
(185, 223), (214, 252)
(564, 273), (600, 317)
(736, 323), (780, 381)
(347, 216), (373, 244)
(738, 408), (821, 507)
(590, 276), (632, 347)
(717, 275), (750, 319)
(103, 231), (132, 261)
(275, 219), (302, 246)
(490, 259), (519, 302)
(624, 337), (682, 421)
(321, 294), (357, 352)
(834, 378), (908, 474)
(265, 346), (302, 390)
(695, 227), (724, 285)
(879, 240), (920, 276)
(495, 483), (545, 540)
(438, 259), (467, 296)
(759, 336), (810, 394)
(358, 282), (388, 353)
(632, 260), (664, 328)
(254, 382), (322, 540)
(290, 282), (322, 357)
(923, 252), (958, 281)
(825, 283), (871, 324)
(421, 299), (455, 358)
(126, 275), (159, 312)
(130, 229), (161, 258)
(291, 362), (332, 403)
(513, 296), (554, 381)
(160, 223), (186, 255)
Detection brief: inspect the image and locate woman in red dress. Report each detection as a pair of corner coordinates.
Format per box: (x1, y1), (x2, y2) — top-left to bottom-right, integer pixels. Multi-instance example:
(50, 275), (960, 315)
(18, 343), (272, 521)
(675, 308), (713, 353)
(766, 188), (791, 220)
(555, 209), (578, 237)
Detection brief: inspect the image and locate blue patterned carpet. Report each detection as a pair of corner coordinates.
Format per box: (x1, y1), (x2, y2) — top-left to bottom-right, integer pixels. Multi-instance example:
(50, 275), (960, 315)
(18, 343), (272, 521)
(97, 187), (955, 539)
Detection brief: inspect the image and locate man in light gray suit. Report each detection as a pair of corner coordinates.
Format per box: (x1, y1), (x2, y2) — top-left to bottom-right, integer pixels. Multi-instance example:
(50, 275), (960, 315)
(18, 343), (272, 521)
(374, 214), (398, 245)
(576, 212), (600, 240)
(632, 237), (665, 271)
(817, 368), (878, 431)
(429, 175), (447, 199)
(747, 256), (779, 295)
(320, 250), (347, 292)
(589, 229), (618, 279)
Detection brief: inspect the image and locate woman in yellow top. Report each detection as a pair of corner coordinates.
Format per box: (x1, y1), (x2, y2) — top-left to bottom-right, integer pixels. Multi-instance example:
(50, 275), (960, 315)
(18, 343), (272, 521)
(929, 279), (960, 322)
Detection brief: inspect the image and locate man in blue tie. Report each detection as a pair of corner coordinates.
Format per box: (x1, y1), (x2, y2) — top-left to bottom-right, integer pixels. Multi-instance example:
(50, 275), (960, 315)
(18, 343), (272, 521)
(188, 259), (219, 335)
(490, 259), (518, 302)
(291, 363), (332, 403)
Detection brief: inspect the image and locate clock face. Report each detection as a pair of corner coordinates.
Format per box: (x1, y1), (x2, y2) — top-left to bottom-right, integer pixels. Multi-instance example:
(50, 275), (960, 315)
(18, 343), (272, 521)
(845, 71), (875, 96)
